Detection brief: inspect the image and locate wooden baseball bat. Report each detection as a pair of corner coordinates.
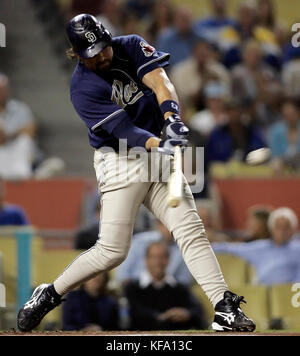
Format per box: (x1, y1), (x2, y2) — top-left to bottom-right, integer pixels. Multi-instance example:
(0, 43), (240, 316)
(167, 146), (183, 208)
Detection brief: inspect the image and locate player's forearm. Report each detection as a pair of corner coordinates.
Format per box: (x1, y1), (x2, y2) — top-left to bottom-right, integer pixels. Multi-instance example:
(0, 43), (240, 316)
(111, 116), (157, 149)
(142, 68), (179, 119)
(154, 79), (179, 119)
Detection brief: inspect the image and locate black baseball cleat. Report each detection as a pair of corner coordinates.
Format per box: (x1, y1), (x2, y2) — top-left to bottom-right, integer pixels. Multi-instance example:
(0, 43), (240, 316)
(17, 284), (63, 332)
(212, 291), (256, 332)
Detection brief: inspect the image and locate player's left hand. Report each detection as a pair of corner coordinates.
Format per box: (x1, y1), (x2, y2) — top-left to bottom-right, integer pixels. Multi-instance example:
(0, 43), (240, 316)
(165, 114), (189, 140)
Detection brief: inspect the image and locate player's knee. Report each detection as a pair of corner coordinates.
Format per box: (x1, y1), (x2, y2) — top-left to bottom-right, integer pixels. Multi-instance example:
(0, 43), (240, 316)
(106, 250), (128, 269)
(94, 241), (130, 270)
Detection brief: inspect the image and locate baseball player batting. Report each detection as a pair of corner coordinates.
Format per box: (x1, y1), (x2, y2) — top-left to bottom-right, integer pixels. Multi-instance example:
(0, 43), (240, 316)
(17, 14), (255, 332)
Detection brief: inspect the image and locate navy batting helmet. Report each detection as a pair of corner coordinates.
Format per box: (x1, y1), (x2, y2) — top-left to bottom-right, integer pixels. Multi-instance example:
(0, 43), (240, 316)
(66, 14), (112, 59)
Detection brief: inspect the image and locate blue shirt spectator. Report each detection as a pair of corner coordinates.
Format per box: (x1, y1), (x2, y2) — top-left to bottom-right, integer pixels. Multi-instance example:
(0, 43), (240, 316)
(269, 121), (300, 158)
(156, 6), (198, 67)
(195, 18), (236, 44)
(212, 207), (300, 285)
(268, 100), (300, 172)
(282, 43), (300, 64)
(212, 239), (300, 285)
(156, 28), (198, 67)
(0, 177), (29, 226)
(116, 224), (192, 286)
(62, 273), (119, 331)
(0, 204), (29, 226)
(194, 0), (236, 45)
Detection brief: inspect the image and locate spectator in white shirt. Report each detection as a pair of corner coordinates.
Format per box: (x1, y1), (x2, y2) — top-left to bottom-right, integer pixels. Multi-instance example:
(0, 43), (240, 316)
(0, 73), (36, 179)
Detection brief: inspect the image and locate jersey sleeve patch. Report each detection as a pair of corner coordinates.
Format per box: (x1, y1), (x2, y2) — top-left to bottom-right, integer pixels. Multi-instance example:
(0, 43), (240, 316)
(124, 35), (170, 80)
(140, 41), (155, 57)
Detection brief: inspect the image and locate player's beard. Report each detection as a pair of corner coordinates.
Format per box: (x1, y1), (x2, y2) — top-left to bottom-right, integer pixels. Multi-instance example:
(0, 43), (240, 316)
(96, 59), (112, 74)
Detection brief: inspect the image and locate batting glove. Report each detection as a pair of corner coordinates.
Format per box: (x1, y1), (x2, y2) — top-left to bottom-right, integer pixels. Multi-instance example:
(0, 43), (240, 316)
(165, 114), (189, 140)
(157, 138), (188, 155)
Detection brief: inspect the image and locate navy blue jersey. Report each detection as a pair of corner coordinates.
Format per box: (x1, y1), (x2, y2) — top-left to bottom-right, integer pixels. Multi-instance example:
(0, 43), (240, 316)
(70, 35), (170, 149)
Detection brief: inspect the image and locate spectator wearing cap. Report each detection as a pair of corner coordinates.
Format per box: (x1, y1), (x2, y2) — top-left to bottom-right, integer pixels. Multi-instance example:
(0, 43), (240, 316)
(212, 207), (300, 285)
(169, 37), (230, 114)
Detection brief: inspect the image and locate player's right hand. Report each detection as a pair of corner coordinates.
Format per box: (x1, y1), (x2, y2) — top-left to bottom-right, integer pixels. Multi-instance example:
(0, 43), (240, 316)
(157, 138), (188, 155)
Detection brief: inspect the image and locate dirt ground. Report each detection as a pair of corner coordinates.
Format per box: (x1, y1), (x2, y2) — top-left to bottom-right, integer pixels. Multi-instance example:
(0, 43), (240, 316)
(1, 330), (300, 336)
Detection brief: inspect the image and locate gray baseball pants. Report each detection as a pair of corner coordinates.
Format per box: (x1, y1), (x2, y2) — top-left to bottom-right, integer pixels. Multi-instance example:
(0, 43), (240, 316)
(54, 149), (228, 307)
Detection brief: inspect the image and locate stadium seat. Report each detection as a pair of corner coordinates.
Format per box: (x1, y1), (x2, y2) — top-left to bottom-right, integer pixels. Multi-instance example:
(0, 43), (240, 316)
(247, 264), (258, 285)
(269, 284), (300, 329)
(215, 254), (249, 288)
(33, 249), (84, 286)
